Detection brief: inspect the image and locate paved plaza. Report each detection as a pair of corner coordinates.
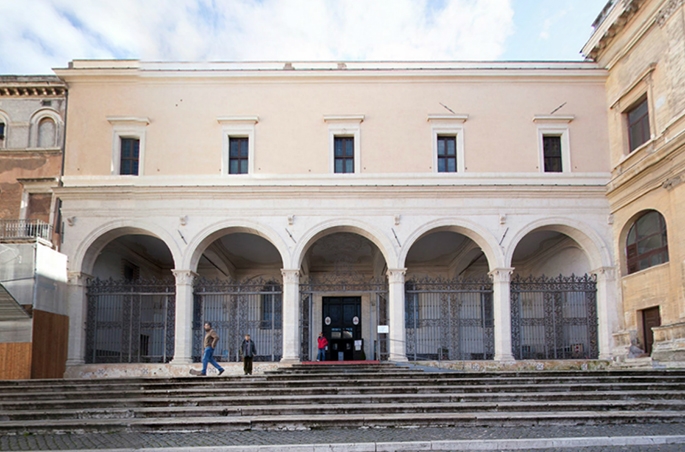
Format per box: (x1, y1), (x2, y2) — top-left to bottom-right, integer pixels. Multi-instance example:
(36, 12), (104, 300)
(2, 423), (684, 451)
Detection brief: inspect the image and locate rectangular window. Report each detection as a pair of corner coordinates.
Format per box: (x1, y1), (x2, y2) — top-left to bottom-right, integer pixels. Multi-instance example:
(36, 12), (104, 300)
(334, 136), (354, 174)
(627, 97), (650, 152)
(0, 122), (5, 139)
(229, 137), (249, 174)
(543, 135), (563, 172)
(120, 138), (140, 175)
(437, 136), (457, 173)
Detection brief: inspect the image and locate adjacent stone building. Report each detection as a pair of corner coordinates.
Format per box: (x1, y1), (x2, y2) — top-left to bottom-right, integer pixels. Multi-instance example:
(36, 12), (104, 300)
(0, 76), (69, 379)
(583, 0), (685, 363)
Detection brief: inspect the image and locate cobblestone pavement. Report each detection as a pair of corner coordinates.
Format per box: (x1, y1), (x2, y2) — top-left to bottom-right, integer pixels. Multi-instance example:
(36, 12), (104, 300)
(1, 423), (685, 451)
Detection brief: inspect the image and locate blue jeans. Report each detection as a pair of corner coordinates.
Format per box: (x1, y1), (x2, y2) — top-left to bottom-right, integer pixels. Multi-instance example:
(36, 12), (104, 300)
(317, 348), (326, 361)
(201, 347), (224, 375)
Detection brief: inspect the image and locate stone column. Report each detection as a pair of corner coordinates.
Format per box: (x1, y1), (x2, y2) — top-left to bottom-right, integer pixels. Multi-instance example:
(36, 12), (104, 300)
(387, 268), (408, 362)
(66, 272), (89, 366)
(171, 270), (196, 364)
(593, 266), (618, 361)
(489, 267), (515, 362)
(281, 269), (301, 364)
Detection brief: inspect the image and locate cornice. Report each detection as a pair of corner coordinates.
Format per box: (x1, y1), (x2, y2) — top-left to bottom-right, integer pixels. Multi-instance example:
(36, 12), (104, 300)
(582, 0), (649, 61)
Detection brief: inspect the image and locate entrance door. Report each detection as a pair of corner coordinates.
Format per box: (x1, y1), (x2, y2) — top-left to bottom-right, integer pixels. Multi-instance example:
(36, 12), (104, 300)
(322, 297), (362, 361)
(642, 306), (661, 355)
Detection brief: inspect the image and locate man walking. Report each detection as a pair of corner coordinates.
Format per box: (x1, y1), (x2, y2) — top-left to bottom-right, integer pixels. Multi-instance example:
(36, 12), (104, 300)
(190, 322), (224, 376)
(240, 334), (257, 375)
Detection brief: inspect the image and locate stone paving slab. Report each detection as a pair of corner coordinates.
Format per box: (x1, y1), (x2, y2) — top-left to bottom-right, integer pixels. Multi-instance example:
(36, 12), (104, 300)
(2, 423), (685, 451)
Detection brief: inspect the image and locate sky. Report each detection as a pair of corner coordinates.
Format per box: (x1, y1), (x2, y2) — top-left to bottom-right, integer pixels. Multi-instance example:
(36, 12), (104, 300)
(0, 0), (609, 75)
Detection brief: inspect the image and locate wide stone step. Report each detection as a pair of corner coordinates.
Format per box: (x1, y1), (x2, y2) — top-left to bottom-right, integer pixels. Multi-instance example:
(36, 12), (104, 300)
(1, 410), (683, 434)
(4, 398), (685, 423)
(2, 381), (685, 402)
(2, 389), (683, 413)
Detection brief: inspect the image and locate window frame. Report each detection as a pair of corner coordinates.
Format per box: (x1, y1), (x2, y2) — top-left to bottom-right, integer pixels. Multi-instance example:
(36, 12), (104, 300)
(626, 96), (650, 153)
(324, 115), (363, 174)
(218, 116), (258, 176)
(107, 117), (149, 176)
(625, 210), (669, 275)
(333, 135), (355, 174)
(228, 136), (250, 175)
(428, 114), (467, 173)
(119, 137), (141, 176)
(0, 110), (9, 149)
(533, 115), (573, 174)
(436, 135), (458, 173)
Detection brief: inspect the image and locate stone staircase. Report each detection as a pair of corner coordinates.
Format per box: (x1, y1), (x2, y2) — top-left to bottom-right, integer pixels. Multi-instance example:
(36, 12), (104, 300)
(1, 363), (684, 434)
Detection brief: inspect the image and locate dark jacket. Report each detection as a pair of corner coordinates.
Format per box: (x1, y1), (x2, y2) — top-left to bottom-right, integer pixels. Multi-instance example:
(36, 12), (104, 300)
(240, 339), (256, 358)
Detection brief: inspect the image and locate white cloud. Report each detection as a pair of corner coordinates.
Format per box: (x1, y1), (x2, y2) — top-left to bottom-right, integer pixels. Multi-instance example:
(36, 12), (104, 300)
(0, 0), (514, 74)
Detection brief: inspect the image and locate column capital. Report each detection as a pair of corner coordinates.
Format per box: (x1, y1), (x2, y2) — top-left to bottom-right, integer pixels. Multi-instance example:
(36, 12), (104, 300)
(67, 271), (91, 286)
(488, 267), (514, 283)
(172, 269), (197, 285)
(386, 268), (407, 284)
(281, 269), (301, 284)
(591, 266), (616, 281)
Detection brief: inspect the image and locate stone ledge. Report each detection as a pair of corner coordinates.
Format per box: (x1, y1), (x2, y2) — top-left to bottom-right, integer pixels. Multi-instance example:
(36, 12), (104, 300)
(64, 362), (281, 379)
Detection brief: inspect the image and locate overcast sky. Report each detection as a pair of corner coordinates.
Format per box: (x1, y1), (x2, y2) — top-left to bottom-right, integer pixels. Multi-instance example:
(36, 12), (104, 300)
(0, 0), (608, 75)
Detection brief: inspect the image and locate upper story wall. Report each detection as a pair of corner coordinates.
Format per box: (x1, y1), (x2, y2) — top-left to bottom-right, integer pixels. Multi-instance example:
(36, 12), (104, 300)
(56, 61), (610, 180)
(584, 0), (685, 170)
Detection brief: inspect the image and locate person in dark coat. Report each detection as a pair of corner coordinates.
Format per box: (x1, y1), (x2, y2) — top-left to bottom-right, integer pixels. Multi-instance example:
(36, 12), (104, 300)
(240, 334), (257, 375)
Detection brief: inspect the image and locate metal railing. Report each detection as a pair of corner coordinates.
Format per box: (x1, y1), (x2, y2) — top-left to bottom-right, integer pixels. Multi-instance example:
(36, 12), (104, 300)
(0, 219), (53, 242)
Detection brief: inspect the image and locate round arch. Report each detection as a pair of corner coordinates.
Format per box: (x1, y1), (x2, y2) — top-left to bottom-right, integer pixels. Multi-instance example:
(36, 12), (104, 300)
(182, 220), (289, 272)
(73, 220), (182, 275)
(399, 218), (504, 270)
(505, 217), (612, 271)
(293, 219), (398, 269)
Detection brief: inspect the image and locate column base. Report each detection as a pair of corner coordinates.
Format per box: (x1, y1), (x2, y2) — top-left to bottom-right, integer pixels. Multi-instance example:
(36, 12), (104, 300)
(280, 357), (301, 365)
(389, 355), (409, 362)
(494, 354), (516, 363)
(170, 357), (193, 365)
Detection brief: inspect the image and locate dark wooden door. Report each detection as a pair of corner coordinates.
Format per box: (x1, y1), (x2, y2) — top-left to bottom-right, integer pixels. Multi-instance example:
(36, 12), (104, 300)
(322, 297), (361, 361)
(642, 306), (661, 355)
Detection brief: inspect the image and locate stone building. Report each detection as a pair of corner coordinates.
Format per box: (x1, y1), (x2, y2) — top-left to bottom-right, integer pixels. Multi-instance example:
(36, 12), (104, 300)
(0, 76), (69, 379)
(583, 0), (685, 363)
(53, 60), (616, 377)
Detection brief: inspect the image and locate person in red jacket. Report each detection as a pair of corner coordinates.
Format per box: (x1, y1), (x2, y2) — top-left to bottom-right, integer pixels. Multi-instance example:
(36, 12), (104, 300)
(317, 332), (328, 361)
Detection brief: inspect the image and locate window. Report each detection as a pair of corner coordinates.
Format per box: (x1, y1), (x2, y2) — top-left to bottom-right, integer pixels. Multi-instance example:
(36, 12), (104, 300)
(0, 122), (5, 139)
(428, 114), (467, 173)
(626, 210), (669, 274)
(228, 137), (249, 174)
(324, 115), (363, 174)
(334, 136), (354, 173)
(437, 136), (457, 173)
(218, 116), (258, 175)
(261, 282), (282, 329)
(542, 135), (563, 172)
(107, 117), (149, 176)
(627, 97), (650, 152)
(533, 115), (573, 173)
(120, 138), (140, 175)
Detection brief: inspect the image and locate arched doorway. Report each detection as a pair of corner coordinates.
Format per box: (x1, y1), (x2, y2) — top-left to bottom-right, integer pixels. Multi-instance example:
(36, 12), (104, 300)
(192, 232), (284, 362)
(510, 228), (598, 360)
(86, 234), (175, 364)
(404, 230), (494, 361)
(298, 231), (389, 362)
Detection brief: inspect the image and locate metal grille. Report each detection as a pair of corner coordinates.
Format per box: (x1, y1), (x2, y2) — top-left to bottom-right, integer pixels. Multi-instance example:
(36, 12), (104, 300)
(299, 273), (388, 361)
(193, 278), (282, 362)
(85, 278), (175, 364)
(405, 277), (494, 361)
(510, 274), (598, 360)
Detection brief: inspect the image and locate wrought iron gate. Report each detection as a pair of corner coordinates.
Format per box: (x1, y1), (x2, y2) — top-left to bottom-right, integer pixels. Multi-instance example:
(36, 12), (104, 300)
(85, 278), (175, 364)
(405, 276), (494, 361)
(510, 274), (598, 360)
(193, 278), (282, 362)
(299, 274), (388, 362)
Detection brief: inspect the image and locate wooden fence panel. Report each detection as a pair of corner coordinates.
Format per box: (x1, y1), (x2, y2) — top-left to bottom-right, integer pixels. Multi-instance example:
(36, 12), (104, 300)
(0, 343), (32, 380)
(31, 310), (69, 379)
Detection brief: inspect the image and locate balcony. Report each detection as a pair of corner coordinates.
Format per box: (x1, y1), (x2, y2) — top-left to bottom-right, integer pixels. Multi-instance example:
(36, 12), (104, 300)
(0, 219), (53, 243)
